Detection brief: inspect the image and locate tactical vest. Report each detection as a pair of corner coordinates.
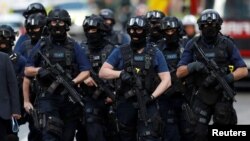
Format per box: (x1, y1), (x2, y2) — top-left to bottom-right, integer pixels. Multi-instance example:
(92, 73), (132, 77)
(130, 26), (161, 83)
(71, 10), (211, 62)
(120, 44), (157, 93)
(39, 37), (78, 76)
(159, 42), (183, 72)
(84, 43), (114, 71)
(193, 35), (233, 72)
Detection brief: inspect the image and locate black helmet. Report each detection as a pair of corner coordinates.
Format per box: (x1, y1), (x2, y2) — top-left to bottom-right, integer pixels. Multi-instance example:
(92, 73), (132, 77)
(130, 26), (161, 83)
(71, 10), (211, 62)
(0, 25), (16, 49)
(25, 13), (47, 29)
(146, 10), (165, 22)
(197, 9), (223, 30)
(25, 14), (47, 42)
(99, 9), (115, 24)
(160, 16), (183, 43)
(83, 14), (106, 32)
(160, 16), (181, 31)
(23, 3), (47, 18)
(0, 25), (16, 42)
(47, 9), (71, 31)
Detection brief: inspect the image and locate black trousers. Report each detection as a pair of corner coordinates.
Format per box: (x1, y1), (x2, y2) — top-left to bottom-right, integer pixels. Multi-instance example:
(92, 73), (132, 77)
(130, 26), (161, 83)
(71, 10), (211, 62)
(0, 117), (8, 141)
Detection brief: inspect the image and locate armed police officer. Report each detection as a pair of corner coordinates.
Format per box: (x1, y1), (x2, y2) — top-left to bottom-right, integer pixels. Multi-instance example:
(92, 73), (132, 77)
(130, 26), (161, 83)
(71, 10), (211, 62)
(0, 25), (26, 141)
(14, 2), (47, 52)
(20, 13), (47, 141)
(176, 9), (248, 141)
(145, 10), (165, 46)
(99, 16), (171, 141)
(157, 16), (187, 141)
(80, 14), (116, 141)
(25, 8), (91, 141)
(99, 8), (130, 45)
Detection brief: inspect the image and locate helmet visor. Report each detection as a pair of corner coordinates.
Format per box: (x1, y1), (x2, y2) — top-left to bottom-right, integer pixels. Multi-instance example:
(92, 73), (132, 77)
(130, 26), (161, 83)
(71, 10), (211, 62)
(128, 17), (146, 27)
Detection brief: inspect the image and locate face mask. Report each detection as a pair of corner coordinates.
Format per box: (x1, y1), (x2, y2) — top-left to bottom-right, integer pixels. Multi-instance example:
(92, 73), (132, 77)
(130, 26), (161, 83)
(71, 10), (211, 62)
(130, 32), (146, 50)
(86, 32), (104, 48)
(150, 26), (161, 37)
(50, 26), (67, 42)
(28, 30), (42, 43)
(105, 24), (113, 34)
(0, 39), (12, 54)
(202, 26), (218, 42)
(165, 32), (179, 44)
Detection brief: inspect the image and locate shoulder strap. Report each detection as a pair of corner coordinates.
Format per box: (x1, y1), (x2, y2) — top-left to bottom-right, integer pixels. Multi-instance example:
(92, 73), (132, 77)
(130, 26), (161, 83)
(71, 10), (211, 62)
(144, 44), (156, 70)
(101, 44), (114, 63)
(120, 44), (133, 72)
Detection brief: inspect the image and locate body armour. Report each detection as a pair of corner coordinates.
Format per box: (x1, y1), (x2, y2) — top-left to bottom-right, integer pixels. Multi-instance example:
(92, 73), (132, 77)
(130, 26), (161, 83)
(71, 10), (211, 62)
(119, 44), (157, 94)
(39, 37), (78, 76)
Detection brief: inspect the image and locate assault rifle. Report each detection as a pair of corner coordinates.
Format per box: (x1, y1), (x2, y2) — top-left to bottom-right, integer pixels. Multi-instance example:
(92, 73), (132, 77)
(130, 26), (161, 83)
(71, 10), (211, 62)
(37, 50), (85, 107)
(193, 42), (236, 102)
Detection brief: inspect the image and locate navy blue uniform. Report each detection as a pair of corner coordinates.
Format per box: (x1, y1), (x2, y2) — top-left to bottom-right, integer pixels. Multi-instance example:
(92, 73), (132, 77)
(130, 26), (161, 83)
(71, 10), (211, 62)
(156, 42), (187, 141)
(107, 47), (168, 72)
(26, 37), (91, 141)
(14, 34), (30, 53)
(178, 37), (246, 68)
(80, 42), (115, 141)
(106, 45), (168, 141)
(26, 40), (91, 71)
(177, 35), (246, 141)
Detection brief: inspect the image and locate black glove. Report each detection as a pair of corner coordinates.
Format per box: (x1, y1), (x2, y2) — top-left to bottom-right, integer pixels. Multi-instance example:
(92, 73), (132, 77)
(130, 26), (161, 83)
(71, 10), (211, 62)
(37, 68), (53, 87)
(37, 68), (50, 78)
(215, 73), (234, 91)
(224, 73), (234, 84)
(187, 62), (205, 73)
(119, 70), (132, 84)
(144, 95), (155, 105)
(70, 81), (76, 87)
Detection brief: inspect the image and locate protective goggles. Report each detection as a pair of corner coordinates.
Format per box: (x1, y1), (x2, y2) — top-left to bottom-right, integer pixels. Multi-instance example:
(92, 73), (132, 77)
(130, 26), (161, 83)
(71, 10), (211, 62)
(26, 18), (40, 26)
(146, 11), (163, 19)
(200, 13), (218, 22)
(83, 18), (98, 27)
(0, 30), (12, 38)
(161, 21), (178, 30)
(27, 4), (44, 12)
(127, 17), (146, 27)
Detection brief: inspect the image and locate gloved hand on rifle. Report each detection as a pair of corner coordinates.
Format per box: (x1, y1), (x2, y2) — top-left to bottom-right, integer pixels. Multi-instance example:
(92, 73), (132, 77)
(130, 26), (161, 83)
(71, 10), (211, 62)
(37, 68), (50, 77)
(119, 70), (133, 84)
(144, 95), (156, 105)
(187, 61), (205, 73)
(37, 68), (53, 87)
(215, 73), (234, 91)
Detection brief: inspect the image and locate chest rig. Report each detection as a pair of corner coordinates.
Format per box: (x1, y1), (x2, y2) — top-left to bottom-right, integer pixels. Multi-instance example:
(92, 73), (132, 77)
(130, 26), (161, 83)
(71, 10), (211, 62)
(120, 44), (157, 93)
(39, 37), (77, 75)
(193, 36), (233, 72)
(159, 43), (183, 71)
(85, 43), (114, 72)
